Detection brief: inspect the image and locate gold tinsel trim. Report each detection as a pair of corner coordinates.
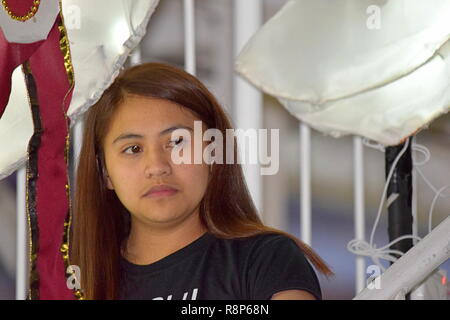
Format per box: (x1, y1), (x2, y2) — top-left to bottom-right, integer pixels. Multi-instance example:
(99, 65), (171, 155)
(1, 0), (40, 22)
(57, 1), (85, 300)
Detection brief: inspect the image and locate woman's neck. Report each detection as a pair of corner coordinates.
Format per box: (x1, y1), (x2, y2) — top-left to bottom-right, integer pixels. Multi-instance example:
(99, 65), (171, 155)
(122, 211), (207, 265)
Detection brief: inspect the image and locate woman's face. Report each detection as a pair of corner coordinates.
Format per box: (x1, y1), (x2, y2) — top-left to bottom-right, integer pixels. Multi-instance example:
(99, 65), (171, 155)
(102, 95), (210, 229)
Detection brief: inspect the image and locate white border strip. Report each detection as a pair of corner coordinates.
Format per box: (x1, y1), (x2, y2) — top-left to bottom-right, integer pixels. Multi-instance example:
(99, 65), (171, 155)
(16, 166), (27, 300)
(353, 136), (366, 294)
(183, 0), (196, 75)
(300, 123), (312, 245)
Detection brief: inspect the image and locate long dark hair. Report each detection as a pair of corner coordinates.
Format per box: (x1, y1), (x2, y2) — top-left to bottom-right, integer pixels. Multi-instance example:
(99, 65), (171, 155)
(71, 62), (334, 300)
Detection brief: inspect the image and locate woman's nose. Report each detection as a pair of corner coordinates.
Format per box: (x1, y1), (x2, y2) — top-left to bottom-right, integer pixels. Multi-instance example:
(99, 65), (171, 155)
(143, 149), (171, 178)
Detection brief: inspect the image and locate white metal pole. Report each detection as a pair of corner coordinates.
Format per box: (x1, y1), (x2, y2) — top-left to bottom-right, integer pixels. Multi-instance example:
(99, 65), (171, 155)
(16, 165), (27, 300)
(411, 136), (418, 245)
(184, 0), (196, 75)
(353, 136), (366, 294)
(354, 215), (450, 300)
(300, 123), (312, 245)
(233, 0), (263, 215)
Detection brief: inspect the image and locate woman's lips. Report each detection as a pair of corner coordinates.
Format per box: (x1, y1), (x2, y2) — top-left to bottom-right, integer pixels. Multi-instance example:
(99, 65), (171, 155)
(142, 184), (179, 198)
(144, 189), (178, 198)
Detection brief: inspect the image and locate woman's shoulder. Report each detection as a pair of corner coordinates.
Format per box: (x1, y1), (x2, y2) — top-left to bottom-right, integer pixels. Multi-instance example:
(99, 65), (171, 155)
(211, 232), (302, 258)
(209, 232), (322, 300)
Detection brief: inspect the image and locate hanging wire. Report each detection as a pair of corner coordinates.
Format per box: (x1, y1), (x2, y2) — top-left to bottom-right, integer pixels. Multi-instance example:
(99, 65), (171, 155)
(347, 137), (450, 273)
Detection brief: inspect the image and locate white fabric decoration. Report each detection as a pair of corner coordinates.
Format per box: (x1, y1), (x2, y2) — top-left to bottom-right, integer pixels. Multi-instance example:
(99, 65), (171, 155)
(0, 0), (60, 43)
(0, 0), (160, 180)
(235, 0), (450, 146)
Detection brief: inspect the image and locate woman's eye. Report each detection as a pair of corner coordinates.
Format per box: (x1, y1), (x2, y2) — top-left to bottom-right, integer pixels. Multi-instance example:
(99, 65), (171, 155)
(123, 145), (141, 154)
(169, 137), (184, 147)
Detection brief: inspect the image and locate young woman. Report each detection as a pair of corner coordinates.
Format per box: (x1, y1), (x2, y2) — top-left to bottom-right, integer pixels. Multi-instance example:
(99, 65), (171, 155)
(71, 62), (333, 300)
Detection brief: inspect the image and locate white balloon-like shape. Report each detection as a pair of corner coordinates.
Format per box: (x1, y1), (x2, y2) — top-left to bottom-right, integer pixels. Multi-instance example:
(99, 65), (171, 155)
(236, 0), (450, 146)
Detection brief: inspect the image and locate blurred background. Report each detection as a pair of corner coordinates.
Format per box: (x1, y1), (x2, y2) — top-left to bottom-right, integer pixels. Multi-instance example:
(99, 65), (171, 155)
(0, 0), (449, 299)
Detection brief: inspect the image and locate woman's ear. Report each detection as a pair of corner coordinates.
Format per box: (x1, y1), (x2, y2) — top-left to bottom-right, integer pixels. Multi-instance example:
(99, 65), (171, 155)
(97, 154), (114, 190)
(103, 168), (114, 190)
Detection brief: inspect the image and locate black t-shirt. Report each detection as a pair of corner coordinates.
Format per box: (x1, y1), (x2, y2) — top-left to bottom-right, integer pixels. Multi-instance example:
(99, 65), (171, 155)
(119, 232), (322, 300)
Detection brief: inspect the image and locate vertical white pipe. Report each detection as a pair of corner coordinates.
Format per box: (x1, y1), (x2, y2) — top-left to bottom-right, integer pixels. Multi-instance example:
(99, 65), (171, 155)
(233, 0), (263, 215)
(16, 166), (27, 300)
(184, 0), (196, 75)
(300, 123), (311, 245)
(353, 136), (366, 294)
(411, 136), (418, 245)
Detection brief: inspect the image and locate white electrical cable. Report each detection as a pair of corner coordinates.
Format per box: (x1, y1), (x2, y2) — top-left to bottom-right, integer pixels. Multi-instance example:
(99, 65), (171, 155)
(427, 185), (450, 233)
(347, 138), (449, 273)
(348, 139), (415, 271)
(369, 138), (410, 248)
(362, 138), (386, 152)
(411, 143), (450, 233)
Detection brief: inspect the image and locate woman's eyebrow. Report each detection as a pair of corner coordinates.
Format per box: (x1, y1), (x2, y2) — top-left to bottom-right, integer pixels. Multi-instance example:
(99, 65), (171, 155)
(159, 125), (193, 136)
(112, 125), (193, 145)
